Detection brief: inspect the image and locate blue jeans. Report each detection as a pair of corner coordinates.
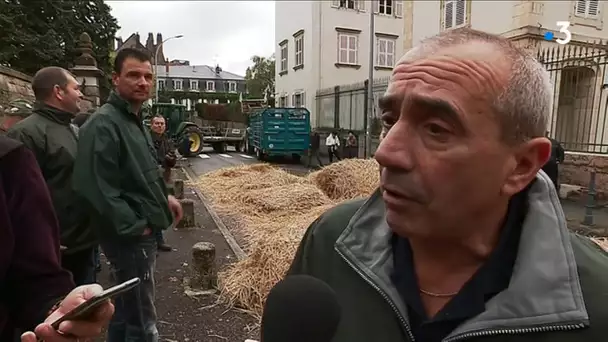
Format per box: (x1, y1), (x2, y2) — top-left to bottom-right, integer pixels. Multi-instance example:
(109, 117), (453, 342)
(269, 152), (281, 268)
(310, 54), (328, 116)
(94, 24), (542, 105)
(155, 230), (165, 245)
(101, 236), (158, 342)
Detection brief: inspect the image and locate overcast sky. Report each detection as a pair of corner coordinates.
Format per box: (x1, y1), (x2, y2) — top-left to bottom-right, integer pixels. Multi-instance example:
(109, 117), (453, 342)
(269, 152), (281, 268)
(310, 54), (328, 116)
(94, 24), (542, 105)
(107, 1), (275, 76)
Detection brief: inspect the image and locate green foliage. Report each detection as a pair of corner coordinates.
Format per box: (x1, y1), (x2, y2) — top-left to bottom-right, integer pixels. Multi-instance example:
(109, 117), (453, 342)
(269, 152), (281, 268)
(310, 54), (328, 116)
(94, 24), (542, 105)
(0, 0), (119, 97)
(245, 55), (275, 99)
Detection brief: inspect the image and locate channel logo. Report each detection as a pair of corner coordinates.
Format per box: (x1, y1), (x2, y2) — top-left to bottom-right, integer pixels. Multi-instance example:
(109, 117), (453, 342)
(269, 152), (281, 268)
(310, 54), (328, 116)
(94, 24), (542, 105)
(544, 21), (571, 45)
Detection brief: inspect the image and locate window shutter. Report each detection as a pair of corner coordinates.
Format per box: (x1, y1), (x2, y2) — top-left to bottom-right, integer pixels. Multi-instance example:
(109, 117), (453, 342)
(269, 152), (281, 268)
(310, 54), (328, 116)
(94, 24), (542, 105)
(394, 0), (403, 17)
(292, 94), (295, 107)
(588, 0), (599, 16)
(302, 92), (306, 107)
(455, 0), (466, 26)
(444, 1), (454, 29)
(331, 0), (340, 8)
(576, 0), (587, 15)
(373, 0), (379, 14)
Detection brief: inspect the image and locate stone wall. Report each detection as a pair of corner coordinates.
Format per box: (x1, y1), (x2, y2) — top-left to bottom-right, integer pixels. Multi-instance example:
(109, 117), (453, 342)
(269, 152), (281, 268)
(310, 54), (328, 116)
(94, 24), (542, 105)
(561, 152), (608, 192)
(0, 66), (34, 107)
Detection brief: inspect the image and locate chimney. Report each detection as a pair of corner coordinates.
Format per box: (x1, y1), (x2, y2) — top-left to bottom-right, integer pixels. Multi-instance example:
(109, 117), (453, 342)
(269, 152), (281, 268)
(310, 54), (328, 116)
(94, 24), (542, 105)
(116, 37), (123, 50)
(156, 33), (163, 45)
(146, 32), (154, 51)
(135, 32), (140, 44)
(165, 60), (169, 73)
(215, 65), (222, 75)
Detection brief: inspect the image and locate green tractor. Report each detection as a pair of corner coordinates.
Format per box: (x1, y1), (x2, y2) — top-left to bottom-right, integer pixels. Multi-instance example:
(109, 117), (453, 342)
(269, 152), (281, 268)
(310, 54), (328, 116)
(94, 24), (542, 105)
(143, 103), (205, 157)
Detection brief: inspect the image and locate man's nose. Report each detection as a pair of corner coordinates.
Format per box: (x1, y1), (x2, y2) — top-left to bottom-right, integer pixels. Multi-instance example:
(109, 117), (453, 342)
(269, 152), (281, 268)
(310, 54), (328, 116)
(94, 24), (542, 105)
(374, 123), (414, 171)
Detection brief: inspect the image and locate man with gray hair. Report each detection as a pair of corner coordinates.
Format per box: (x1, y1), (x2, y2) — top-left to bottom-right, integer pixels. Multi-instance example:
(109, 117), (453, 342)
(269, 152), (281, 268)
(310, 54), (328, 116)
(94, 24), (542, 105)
(287, 28), (607, 341)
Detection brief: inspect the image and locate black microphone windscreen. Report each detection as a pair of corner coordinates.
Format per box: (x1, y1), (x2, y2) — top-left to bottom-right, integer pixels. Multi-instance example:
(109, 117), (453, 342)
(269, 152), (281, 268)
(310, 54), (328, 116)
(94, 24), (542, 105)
(261, 275), (341, 342)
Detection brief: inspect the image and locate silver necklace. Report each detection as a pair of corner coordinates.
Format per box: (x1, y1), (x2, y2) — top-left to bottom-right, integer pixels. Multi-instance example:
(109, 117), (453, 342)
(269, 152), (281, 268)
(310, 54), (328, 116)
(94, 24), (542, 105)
(419, 288), (459, 298)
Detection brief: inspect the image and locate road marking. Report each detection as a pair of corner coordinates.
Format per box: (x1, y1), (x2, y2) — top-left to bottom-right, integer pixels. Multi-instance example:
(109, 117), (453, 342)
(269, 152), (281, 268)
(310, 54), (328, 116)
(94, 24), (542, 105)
(239, 154), (254, 159)
(218, 154), (232, 158)
(198, 154), (210, 159)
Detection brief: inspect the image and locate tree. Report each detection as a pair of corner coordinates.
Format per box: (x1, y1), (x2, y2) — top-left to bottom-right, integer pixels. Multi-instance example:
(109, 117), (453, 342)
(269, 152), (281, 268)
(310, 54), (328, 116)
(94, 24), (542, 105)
(0, 0), (119, 93)
(245, 55), (275, 100)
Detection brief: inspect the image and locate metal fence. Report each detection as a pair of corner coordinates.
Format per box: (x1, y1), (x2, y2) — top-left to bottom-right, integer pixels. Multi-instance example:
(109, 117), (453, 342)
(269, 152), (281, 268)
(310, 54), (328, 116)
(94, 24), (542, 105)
(315, 76), (390, 135)
(539, 41), (608, 153)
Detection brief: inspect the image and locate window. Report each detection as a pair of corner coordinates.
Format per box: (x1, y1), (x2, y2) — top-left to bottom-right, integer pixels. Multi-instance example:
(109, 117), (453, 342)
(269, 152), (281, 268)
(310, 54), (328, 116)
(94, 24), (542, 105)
(190, 80), (198, 90)
(373, 0), (403, 17)
(292, 92), (305, 108)
(376, 37), (396, 68)
(575, 0), (599, 18)
(280, 42), (288, 73)
(443, 0), (467, 30)
(229, 82), (237, 92)
(279, 95), (288, 107)
(295, 34), (304, 67)
(331, 0), (364, 10)
(172, 80), (182, 91)
(337, 33), (358, 65)
(157, 80), (165, 90)
(206, 81), (215, 91)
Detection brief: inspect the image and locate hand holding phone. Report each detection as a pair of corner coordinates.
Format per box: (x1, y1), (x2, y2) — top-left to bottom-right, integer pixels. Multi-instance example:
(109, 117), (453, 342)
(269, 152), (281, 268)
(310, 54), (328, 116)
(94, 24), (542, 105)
(50, 277), (141, 330)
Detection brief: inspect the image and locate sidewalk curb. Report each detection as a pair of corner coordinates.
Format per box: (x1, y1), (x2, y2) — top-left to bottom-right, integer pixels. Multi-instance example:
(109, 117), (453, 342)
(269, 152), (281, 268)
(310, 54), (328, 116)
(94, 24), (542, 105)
(181, 166), (247, 261)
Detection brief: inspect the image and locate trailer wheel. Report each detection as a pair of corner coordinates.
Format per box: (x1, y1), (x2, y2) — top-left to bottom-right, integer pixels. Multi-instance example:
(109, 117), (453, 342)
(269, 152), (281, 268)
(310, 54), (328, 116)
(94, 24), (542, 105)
(212, 142), (226, 153)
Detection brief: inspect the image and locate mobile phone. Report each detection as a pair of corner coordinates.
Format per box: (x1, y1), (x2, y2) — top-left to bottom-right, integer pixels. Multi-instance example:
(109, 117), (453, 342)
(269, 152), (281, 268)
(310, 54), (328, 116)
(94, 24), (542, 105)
(50, 277), (141, 330)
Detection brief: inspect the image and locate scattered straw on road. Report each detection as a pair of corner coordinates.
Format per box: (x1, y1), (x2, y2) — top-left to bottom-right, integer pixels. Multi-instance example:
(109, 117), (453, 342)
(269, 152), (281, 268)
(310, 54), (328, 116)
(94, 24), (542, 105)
(194, 160), (379, 317)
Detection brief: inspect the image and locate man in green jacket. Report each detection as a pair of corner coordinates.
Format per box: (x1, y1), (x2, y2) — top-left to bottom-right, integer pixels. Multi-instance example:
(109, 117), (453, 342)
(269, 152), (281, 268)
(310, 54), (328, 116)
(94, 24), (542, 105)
(288, 28), (608, 342)
(72, 47), (183, 342)
(7, 67), (98, 286)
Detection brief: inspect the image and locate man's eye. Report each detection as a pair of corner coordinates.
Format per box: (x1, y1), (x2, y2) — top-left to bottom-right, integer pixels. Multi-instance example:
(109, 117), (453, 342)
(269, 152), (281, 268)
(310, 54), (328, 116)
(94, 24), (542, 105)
(381, 114), (396, 128)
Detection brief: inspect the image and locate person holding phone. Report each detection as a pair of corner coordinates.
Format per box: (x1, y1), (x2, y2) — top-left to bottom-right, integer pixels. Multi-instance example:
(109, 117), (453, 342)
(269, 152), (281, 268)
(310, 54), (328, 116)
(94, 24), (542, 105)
(0, 135), (113, 341)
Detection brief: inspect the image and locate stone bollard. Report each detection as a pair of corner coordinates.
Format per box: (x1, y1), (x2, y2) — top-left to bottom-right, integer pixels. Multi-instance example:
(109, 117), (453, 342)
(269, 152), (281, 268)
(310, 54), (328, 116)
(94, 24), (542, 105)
(191, 242), (217, 291)
(173, 179), (184, 199)
(176, 198), (195, 228)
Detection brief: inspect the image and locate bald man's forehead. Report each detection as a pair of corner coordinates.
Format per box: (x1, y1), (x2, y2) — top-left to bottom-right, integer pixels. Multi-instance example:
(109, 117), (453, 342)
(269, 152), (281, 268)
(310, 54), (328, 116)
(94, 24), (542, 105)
(388, 41), (510, 94)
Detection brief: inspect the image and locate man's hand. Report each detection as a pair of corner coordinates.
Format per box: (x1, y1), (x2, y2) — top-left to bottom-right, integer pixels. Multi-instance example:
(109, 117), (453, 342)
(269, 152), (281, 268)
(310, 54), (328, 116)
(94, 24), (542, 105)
(168, 195), (183, 224)
(20, 284), (114, 342)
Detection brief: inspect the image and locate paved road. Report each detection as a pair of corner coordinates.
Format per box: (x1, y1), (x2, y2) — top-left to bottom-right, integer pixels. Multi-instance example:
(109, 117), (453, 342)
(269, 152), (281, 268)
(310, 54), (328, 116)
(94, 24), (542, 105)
(186, 146), (314, 177)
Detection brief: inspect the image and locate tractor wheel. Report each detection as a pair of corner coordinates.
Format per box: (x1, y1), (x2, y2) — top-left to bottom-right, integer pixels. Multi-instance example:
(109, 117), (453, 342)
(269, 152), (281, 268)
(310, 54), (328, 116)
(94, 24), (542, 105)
(180, 126), (204, 157)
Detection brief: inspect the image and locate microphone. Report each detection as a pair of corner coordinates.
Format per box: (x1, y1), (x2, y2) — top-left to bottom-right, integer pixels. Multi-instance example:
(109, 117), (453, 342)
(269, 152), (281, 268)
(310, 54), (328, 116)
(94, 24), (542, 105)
(260, 275), (341, 342)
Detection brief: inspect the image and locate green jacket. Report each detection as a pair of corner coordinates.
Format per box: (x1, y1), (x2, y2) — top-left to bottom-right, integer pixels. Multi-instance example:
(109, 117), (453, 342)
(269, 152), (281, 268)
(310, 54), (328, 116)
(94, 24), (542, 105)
(72, 92), (172, 239)
(7, 104), (96, 254)
(288, 173), (608, 342)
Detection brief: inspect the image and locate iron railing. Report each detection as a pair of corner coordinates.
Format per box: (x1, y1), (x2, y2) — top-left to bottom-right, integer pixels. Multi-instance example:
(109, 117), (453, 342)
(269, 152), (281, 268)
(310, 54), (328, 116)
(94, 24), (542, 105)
(538, 41), (608, 153)
(314, 76), (390, 134)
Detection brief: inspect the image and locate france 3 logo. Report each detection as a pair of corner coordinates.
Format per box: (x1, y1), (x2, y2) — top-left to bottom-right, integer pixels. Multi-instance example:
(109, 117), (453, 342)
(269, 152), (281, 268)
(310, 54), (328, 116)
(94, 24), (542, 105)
(543, 21), (572, 45)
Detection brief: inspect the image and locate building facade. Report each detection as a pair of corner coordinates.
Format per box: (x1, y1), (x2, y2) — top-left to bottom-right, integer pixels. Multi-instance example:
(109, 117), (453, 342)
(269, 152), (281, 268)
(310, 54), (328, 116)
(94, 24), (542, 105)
(154, 64), (246, 110)
(275, 0), (405, 128)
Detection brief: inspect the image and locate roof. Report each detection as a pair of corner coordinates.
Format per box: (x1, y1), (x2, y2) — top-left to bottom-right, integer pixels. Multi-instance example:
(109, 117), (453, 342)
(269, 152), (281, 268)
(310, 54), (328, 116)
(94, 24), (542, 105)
(155, 65), (244, 81)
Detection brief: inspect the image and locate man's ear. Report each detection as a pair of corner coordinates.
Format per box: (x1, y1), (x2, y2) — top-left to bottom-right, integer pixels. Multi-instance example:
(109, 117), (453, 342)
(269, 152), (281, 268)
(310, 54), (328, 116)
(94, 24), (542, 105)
(111, 72), (119, 87)
(501, 137), (552, 196)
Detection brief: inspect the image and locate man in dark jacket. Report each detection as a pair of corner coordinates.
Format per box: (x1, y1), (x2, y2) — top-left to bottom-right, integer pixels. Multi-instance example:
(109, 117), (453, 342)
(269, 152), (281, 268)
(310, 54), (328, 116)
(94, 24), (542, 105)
(73, 48), (183, 342)
(8, 67), (97, 286)
(542, 131), (565, 192)
(0, 135), (113, 342)
(149, 114), (174, 252)
(288, 28), (608, 342)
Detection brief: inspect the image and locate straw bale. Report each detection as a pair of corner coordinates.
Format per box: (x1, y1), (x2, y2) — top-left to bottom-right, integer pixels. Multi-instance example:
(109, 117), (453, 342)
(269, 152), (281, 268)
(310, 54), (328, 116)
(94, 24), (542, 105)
(195, 163), (304, 204)
(591, 237), (608, 252)
(308, 158), (380, 201)
(238, 183), (332, 214)
(218, 204), (334, 317)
